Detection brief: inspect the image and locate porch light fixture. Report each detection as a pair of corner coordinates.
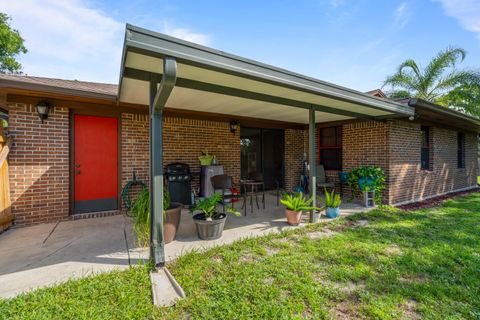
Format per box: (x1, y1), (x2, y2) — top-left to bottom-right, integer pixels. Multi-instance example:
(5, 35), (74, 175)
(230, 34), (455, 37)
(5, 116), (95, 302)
(36, 101), (51, 123)
(229, 120), (239, 134)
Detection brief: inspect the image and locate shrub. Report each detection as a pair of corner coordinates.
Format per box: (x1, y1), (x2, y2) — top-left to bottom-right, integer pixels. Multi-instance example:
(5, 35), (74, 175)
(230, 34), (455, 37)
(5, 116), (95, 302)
(280, 192), (324, 212)
(324, 188), (341, 208)
(347, 166), (385, 203)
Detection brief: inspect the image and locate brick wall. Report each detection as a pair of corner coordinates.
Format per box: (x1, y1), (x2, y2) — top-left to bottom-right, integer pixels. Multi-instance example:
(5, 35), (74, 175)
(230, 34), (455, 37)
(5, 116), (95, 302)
(7, 103), (478, 226)
(163, 117), (241, 191)
(120, 114), (241, 191)
(121, 113), (150, 207)
(342, 121), (390, 202)
(7, 102), (70, 226)
(284, 128), (307, 192)
(121, 115), (315, 196)
(388, 120), (478, 205)
(121, 113), (149, 185)
(338, 119), (477, 205)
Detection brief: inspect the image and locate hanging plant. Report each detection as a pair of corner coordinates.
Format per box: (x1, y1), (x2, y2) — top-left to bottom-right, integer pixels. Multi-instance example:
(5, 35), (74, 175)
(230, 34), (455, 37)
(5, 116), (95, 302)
(347, 166), (385, 203)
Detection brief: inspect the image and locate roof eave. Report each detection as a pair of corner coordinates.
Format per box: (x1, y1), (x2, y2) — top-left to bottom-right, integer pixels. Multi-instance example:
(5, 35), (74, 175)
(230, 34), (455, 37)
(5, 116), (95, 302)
(409, 98), (480, 130)
(0, 79), (117, 102)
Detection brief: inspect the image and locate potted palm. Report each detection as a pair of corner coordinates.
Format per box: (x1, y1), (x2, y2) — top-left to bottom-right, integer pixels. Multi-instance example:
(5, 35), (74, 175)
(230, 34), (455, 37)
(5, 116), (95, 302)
(190, 193), (240, 240)
(324, 188), (341, 218)
(280, 192), (324, 226)
(131, 188), (182, 245)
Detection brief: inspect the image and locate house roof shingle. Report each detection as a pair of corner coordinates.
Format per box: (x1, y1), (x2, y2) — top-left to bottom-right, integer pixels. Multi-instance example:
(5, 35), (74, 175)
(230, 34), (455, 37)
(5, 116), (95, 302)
(365, 89), (387, 98)
(0, 73), (118, 98)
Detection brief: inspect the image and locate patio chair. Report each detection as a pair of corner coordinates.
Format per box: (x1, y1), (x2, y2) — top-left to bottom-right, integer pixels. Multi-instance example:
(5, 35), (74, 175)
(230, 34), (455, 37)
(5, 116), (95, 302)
(211, 174), (237, 213)
(316, 165), (335, 191)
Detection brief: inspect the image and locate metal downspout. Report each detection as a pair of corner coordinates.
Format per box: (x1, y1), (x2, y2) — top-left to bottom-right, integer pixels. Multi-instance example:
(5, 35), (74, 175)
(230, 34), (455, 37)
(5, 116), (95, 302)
(149, 56), (177, 267)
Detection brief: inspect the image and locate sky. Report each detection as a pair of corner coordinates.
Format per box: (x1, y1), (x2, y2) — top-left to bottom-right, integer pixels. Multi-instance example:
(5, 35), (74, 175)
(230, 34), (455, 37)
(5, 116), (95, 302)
(2, 0), (480, 92)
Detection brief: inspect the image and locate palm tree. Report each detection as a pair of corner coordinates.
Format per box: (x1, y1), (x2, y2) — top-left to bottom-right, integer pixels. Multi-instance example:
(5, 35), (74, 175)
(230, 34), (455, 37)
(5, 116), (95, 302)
(438, 83), (480, 117)
(382, 47), (480, 111)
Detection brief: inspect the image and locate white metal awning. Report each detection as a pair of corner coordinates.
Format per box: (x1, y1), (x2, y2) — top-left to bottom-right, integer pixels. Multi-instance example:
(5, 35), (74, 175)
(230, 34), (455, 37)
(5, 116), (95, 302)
(118, 24), (414, 124)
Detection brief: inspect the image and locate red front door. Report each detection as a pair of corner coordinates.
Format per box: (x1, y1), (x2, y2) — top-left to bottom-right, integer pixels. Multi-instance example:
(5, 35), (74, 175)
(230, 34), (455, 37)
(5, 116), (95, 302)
(74, 115), (118, 213)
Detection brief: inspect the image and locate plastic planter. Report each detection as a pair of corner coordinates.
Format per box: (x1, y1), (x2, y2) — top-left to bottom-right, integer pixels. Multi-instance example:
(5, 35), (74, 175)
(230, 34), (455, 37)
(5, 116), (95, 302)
(325, 207), (340, 218)
(338, 172), (349, 184)
(164, 202), (182, 244)
(193, 213), (227, 240)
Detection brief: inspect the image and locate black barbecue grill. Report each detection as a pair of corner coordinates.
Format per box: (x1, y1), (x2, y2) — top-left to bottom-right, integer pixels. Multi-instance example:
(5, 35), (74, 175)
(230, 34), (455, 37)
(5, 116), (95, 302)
(165, 163), (192, 205)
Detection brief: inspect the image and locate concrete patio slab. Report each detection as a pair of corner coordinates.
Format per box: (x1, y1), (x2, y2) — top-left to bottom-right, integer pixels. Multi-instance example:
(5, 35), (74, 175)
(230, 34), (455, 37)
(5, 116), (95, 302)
(0, 215), (132, 298)
(0, 194), (369, 298)
(162, 195), (368, 261)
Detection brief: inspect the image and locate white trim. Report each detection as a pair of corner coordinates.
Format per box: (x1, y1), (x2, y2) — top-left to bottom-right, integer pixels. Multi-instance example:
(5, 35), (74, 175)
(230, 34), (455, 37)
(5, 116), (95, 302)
(392, 185), (478, 207)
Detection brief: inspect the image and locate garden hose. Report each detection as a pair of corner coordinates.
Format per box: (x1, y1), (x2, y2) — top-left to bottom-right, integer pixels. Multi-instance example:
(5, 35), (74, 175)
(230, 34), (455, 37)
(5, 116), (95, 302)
(121, 171), (147, 217)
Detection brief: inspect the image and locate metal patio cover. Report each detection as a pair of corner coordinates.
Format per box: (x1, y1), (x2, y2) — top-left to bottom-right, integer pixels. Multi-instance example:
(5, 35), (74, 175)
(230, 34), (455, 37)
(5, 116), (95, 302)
(118, 24), (414, 124)
(117, 24), (414, 267)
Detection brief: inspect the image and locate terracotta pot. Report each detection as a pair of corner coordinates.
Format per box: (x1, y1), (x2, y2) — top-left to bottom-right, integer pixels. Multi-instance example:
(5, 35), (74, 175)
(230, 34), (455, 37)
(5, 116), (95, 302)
(164, 202), (182, 244)
(285, 209), (303, 226)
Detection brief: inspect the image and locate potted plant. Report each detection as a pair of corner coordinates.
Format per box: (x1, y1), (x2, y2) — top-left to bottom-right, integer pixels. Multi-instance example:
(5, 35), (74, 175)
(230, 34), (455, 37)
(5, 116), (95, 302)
(324, 188), (341, 218)
(346, 166), (385, 204)
(198, 149), (214, 166)
(190, 193), (240, 240)
(280, 192), (324, 226)
(338, 171), (349, 184)
(163, 190), (183, 243)
(131, 188), (182, 246)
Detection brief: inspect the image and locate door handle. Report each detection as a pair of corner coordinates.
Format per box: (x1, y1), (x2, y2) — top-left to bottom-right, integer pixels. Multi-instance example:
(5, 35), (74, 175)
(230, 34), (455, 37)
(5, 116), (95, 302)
(75, 170), (81, 174)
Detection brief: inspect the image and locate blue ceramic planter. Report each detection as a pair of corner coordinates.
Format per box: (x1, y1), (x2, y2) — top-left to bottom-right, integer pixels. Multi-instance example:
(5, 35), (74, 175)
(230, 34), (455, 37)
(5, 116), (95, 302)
(326, 207), (340, 218)
(338, 172), (349, 184)
(358, 177), (375, 191)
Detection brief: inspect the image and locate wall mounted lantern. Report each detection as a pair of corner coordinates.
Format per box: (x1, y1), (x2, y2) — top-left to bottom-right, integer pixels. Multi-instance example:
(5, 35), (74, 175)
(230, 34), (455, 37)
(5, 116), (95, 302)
(36, 101), (51, 123)
(229, 120), (239, 134)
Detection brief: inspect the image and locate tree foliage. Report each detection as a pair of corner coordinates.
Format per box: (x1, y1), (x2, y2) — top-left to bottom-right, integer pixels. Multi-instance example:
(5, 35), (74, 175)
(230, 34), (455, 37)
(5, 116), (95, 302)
(0, 13), (27, 74)
(382, 47), (480, 116)
(437, 84), (480, 117)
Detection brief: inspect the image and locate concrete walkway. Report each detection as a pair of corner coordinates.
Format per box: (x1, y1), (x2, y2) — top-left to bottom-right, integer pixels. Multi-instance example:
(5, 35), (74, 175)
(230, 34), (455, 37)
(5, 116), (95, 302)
(0, 195), (368, 298)
(0, 215), (135, 298)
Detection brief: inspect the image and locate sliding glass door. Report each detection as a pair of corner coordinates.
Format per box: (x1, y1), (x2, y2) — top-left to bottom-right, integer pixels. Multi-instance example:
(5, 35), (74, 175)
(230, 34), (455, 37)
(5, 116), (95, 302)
(240, 127), (284, 190)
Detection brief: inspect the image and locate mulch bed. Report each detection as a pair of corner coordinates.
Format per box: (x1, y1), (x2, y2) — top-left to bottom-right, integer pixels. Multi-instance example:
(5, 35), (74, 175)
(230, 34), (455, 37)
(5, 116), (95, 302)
(397, 187), (480, 211)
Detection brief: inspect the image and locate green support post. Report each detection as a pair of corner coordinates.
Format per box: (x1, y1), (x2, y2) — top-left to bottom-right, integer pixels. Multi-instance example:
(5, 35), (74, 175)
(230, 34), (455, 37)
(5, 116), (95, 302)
(149, 57), (177, 267)
(309, 107), (318, 223)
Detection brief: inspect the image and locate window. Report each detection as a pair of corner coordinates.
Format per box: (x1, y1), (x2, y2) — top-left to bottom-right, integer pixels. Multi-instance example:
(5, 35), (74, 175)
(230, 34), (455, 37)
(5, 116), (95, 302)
(421, 126), (431, 170)
(457, 132), (465, 168)
(318, 126), (342, 171)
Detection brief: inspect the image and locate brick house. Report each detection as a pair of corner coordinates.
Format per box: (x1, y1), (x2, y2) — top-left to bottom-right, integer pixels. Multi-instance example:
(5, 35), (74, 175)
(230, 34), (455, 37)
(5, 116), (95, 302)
(0, 24), (478, 228)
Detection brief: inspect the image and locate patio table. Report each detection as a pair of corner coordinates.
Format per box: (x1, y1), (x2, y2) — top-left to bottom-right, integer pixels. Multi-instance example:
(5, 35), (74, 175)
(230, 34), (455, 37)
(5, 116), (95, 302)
(240, 180), (265, 216)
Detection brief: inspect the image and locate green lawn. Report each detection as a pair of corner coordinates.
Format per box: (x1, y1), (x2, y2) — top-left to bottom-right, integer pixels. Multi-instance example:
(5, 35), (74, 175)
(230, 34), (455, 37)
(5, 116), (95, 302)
(2, 194), (480, 319)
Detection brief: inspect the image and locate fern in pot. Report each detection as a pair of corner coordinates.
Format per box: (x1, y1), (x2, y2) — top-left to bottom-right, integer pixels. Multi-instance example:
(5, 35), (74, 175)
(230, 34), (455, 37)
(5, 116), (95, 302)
(190, 193), (240, 240)
(280, 192), (324, 226)
(324, 188), (341, 218)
